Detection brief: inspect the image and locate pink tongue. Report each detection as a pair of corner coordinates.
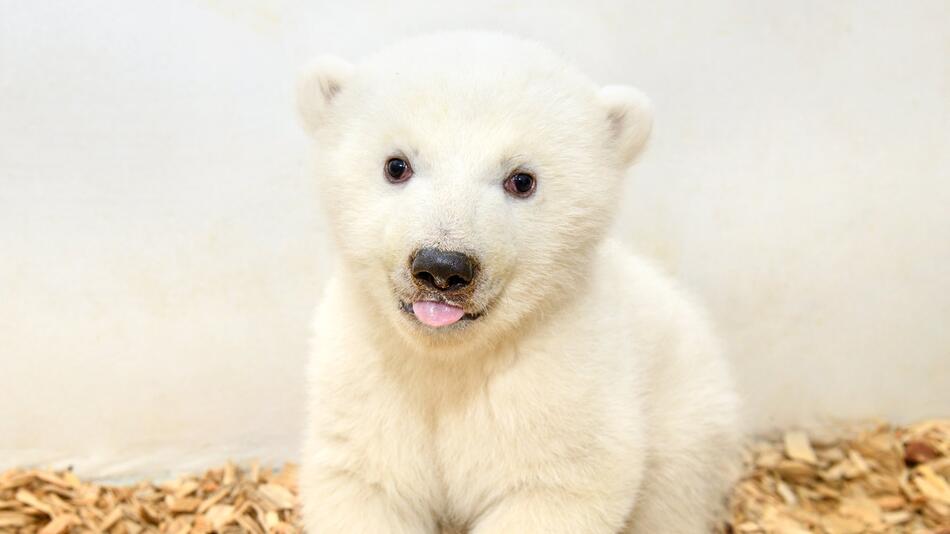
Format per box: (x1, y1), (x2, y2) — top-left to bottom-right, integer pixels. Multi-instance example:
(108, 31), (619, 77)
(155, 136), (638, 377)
(412, 301), (465, 328)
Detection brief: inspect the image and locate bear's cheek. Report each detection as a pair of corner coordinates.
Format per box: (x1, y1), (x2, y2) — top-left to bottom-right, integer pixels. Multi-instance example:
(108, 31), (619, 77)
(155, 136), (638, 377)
(500, 202), (603, 292)
(324, 187), (402, 267)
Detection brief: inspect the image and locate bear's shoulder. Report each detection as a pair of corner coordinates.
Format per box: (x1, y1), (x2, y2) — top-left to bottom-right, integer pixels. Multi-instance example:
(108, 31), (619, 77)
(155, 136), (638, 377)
(593, 238), (716, 340)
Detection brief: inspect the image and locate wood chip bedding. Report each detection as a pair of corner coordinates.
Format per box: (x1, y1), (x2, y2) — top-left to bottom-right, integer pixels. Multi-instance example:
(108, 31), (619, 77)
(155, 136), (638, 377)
(2, 419), (948, 533)
(723, 419), (950, 533)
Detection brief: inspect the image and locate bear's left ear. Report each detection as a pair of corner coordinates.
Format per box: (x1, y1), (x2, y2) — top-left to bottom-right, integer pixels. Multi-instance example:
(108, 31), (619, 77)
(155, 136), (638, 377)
(296, 55), (355, 137)
(598, 85), (653, 168)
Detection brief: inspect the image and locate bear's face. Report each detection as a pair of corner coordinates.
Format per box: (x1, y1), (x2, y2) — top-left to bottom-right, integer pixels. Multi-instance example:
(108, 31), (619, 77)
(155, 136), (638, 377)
(298, 33), (652, 352)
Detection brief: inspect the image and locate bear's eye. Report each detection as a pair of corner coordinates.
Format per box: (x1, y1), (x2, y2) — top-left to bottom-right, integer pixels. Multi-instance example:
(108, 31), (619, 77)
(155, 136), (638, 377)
(503, 172), (536, 198)
(385, 157), (412, 183)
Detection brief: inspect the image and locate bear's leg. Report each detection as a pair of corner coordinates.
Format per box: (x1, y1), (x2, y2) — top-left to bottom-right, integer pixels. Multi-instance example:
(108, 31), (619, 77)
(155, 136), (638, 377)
(300, 468), (437, 534)
(622, 437), (737, 534)
(471, 489), (634, 534)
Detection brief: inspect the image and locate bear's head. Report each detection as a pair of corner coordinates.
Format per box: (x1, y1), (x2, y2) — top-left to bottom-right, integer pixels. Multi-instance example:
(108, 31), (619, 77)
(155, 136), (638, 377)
(298, 32), (651, 353)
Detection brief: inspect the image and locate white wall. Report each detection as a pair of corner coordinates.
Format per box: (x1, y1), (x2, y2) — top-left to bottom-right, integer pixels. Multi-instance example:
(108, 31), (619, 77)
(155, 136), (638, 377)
(1, 0), (948, 478)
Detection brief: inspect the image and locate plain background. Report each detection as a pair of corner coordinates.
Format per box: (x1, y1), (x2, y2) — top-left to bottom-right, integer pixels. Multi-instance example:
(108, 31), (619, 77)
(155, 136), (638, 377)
(2, 0), (948, 479)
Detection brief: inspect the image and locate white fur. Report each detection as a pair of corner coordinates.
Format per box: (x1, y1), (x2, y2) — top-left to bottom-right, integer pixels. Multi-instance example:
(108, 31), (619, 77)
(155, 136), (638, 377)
(297, 32), (739, 533)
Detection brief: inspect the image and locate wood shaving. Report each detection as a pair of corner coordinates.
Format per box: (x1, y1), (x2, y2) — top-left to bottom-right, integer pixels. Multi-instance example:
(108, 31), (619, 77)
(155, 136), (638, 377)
(0, 462), (300, 533)
(2, 419), (948, 533)
(721, 419), (950, 533)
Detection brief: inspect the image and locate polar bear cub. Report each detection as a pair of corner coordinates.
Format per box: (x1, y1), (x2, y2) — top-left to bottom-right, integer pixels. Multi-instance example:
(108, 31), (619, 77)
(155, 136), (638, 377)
(296, 32), (739, 534)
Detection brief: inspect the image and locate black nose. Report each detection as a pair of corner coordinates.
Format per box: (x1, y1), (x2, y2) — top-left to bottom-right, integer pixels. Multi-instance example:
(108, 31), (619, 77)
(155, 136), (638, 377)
(411, 248), (476, 291)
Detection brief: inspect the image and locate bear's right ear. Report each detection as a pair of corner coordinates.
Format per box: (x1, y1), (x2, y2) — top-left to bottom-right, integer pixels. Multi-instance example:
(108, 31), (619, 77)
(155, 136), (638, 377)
(296, 55), (355, 137)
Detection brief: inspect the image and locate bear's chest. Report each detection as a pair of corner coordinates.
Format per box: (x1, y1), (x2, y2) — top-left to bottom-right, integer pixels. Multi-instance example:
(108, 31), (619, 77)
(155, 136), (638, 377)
(427, 350), (621, 524)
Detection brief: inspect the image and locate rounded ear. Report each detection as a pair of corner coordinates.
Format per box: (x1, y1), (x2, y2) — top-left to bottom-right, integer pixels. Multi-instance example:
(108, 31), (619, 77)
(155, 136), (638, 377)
(296, 55), (355, 137)
(598, 85), (653, 167)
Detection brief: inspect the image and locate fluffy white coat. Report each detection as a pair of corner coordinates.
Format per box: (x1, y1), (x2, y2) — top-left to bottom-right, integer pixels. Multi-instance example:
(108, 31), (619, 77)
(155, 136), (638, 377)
(297, 32), (739, 533)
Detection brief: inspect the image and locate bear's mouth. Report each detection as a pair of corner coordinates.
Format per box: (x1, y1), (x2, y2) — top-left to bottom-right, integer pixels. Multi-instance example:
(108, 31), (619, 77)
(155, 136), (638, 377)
(399, 300), (483, 328)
